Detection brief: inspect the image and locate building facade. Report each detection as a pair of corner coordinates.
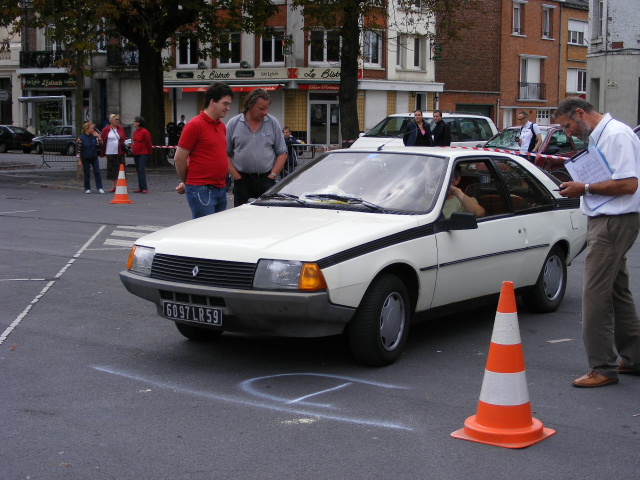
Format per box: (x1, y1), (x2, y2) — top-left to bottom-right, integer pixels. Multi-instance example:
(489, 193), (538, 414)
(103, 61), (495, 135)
(435, 0), (588, 130)
(588, 0), (640, 127)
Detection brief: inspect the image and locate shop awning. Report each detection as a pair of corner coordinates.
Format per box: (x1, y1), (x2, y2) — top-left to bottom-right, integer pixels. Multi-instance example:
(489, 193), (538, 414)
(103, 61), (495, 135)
(179, 85), (284, 93)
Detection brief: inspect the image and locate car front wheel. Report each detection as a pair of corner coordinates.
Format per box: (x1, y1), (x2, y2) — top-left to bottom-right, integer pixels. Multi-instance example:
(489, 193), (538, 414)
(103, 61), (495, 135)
(66, 143), (76, 156)
(0, 142), (7, 153)
(34, 143), (43, 155)
(348, 274), (410, 367)
(523, 245), (567, 313)
(175, 321), (223, 341)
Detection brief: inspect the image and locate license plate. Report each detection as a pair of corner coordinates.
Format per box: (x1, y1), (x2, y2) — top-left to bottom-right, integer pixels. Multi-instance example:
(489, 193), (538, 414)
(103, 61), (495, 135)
(163, 302), (222, 326)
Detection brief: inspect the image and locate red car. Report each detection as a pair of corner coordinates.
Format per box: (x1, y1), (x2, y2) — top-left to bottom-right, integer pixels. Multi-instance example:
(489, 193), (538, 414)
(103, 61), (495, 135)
(483, 125), (587, 178)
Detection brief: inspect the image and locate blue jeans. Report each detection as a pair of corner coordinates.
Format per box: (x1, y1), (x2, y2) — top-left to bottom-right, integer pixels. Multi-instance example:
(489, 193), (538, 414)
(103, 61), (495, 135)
(82, 157), (103, 190)
(185, 184), (227, 219)
(133, 154), (148, 190)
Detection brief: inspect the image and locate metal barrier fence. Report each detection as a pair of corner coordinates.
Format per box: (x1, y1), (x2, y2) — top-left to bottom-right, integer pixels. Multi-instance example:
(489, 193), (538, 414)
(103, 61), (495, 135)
(40, 152), (77, 167)
(287, 144), (329, 173)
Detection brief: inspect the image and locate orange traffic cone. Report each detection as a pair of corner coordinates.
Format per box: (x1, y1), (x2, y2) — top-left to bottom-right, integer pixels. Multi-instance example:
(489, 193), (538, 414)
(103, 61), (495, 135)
(451, 281), (555, 448)
(110, 164), (133, 204)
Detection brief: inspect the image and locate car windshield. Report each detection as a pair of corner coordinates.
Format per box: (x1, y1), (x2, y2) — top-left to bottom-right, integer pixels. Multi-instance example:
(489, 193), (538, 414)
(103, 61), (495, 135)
(364, 116), (413, 138)
(259, 151), (448, 213)
(485, 129), (549, 150)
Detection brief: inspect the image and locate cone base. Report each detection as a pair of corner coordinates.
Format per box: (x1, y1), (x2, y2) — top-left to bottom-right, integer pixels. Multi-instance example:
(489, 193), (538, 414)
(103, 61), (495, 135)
(110, 198), (133, 204)
(451, 415), (555, 449)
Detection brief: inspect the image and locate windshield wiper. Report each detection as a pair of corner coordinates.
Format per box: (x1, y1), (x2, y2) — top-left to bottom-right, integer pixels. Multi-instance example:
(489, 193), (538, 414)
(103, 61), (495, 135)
(259, 192), (306, 205)
(303, 193), (386, 212)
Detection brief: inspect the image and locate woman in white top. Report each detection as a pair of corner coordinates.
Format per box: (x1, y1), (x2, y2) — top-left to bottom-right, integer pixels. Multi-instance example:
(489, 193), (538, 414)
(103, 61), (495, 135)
(100, 113), (127, 192)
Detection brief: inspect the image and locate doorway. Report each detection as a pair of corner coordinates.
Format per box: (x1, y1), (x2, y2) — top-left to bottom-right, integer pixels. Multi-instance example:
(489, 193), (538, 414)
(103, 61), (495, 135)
(309, 99), (340, 146)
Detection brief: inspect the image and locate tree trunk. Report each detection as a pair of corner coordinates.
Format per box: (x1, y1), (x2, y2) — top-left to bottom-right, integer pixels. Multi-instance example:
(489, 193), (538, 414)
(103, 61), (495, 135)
(137, 43), (171, 168)
(339, 4), (362, 148)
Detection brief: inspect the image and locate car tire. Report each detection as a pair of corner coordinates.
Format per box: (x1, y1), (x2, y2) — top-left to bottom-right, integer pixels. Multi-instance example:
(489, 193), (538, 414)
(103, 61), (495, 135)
(0, 142), (7, 153)
(168, 148), (176, 159)
(348, 274), (410, 367)
(523, 245), (567, 313)
(35, 143), (43, 155)
(66, 143), (76, 156)
(175, 321), (223, 341)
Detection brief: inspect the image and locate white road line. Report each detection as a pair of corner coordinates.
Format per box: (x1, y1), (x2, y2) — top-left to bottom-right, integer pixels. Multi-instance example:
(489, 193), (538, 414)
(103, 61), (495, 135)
(0, 210), (37, 215)
(104, 238), (135, 247)
(116, 225), (162, 231)
(0, 225), (106, 345)
(112, 230), (145, 238)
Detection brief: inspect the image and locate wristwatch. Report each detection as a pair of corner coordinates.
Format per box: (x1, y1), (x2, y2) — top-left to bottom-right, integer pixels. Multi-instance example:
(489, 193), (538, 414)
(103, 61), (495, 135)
(584, 183), (591, 195)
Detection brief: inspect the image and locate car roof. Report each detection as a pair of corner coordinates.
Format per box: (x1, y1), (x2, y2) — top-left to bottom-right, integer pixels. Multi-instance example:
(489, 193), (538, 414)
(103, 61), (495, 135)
(386, 112), (491, 119)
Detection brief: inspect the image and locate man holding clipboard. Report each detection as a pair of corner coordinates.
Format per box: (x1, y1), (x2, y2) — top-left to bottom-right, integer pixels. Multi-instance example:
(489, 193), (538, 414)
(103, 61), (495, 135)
(556, 97), (640, 388)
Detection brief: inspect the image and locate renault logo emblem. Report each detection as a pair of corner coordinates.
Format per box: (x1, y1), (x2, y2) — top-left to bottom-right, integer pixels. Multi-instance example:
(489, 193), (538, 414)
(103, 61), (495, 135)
(192, 266), (199, 277)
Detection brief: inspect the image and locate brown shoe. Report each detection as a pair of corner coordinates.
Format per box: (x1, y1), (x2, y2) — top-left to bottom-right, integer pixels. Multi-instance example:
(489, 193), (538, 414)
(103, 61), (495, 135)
(572, 370), (619, 388)
(618, 361), (640, 376)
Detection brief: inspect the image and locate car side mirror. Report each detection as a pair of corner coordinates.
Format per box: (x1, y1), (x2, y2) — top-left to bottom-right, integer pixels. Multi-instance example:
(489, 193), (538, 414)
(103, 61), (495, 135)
(434, 212), (478, 233)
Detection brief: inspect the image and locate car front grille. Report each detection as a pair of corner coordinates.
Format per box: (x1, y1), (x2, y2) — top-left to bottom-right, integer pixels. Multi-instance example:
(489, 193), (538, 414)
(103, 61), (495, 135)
(151, 254), (256, 290)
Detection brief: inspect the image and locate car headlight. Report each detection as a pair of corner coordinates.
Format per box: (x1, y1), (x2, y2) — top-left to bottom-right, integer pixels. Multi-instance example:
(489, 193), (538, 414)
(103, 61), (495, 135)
(253, 259), (327, 291)
(126, 245), (155, 276)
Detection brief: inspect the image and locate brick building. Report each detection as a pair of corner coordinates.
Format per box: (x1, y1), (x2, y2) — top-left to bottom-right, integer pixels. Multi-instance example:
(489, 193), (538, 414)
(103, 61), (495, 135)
(436, 0), (588, 130)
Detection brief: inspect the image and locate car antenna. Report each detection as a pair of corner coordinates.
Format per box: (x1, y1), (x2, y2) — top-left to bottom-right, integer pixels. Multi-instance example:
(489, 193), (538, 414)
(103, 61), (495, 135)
(377, 133), (403, 151)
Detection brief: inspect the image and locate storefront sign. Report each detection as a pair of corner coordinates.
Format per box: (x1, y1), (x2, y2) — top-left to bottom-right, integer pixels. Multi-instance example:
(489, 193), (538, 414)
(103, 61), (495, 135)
(21, 74), (76, 89)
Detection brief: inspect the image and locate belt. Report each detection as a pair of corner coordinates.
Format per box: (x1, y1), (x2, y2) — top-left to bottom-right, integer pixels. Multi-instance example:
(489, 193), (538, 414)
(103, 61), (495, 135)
(239, 171), (271, 178)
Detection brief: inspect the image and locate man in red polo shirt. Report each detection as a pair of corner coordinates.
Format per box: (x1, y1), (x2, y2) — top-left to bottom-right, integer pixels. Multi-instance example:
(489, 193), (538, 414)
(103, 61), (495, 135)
(175, 82), (234, 218)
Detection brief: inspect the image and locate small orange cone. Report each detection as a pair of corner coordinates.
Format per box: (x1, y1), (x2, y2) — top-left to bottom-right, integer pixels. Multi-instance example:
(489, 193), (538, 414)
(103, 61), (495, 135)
(451, 281), (555, 448)
(110, 164), (133, 204)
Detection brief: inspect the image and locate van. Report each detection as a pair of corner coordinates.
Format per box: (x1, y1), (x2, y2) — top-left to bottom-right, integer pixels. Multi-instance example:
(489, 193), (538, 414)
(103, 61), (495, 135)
(350, 112), (498, 149)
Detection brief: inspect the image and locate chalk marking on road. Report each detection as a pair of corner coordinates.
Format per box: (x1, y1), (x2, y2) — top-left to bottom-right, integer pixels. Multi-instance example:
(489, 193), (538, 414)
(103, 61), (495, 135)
(0, 225), (106, 346)
(0, 210), (37, 215)
(112, 230), (147, 238)
(92, 366), (413, 431)
(287, 382), (352, 405)
(94, 225), (163, 249)
(0, 278), (47, 282)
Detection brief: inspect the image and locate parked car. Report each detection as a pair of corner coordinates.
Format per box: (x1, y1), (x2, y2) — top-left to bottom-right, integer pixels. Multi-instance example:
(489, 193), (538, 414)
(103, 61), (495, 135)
(483, 125), (587, 179)
(0, 125), (35, 153)
(32, 125), (94, 156)
(349, 112), (498, 149)
(121, 146), (587, 366)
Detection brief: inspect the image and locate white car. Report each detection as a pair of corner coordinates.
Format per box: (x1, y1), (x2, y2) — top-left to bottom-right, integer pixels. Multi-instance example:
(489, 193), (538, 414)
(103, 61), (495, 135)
(350, 112), (498, 149)
(120, 146), (587, 366)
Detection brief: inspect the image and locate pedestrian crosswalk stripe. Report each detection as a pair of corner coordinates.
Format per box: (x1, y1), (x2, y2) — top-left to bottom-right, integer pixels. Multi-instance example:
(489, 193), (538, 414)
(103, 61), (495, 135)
(103, 225), (163, 248)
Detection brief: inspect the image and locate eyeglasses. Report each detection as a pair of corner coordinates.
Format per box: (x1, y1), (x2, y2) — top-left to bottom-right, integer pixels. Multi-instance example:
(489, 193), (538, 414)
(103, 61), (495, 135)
(517, 116), (525, 121)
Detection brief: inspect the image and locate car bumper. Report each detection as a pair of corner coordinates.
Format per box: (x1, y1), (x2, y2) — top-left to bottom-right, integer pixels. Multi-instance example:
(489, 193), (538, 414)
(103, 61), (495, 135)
(120, 270), (356, 337)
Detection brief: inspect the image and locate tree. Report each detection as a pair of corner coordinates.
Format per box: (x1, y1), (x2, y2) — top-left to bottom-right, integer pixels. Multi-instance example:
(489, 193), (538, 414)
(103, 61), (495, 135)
(1, 0), (279, 167)
(289, 0), (480, 145)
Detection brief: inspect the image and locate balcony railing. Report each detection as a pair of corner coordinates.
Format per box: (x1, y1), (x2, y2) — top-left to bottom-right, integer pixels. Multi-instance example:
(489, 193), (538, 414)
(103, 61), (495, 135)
(106, 49), (139, 67)
(19, 50), (71, 68)
(519, 82), (546, 100)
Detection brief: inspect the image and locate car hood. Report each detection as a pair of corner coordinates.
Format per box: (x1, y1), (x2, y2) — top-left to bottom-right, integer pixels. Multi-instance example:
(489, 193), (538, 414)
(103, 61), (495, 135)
(136, 204), (423, 263)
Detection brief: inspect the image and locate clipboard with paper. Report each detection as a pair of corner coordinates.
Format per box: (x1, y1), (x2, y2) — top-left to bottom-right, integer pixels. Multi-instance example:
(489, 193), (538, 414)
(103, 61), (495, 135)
(564, 145), (615, 210)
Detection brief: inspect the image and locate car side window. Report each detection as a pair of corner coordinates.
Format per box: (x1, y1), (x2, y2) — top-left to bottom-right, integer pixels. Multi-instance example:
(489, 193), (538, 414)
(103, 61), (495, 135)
(492, 157), (555, 212)
(456, 159), (511, 217)
(447, 119), (460, 142)
(552, 131), (573, 154)
(475, 120), (494, 141)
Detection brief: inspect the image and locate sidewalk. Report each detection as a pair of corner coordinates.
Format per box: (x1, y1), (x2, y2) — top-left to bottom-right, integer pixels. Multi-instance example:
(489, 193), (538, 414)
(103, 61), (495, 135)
(0, 153), (180, 193)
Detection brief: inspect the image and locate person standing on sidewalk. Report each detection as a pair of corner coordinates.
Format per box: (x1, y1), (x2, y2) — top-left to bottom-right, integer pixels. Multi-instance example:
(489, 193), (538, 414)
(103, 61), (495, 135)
(132, 116), (152, 194)
(556, 96), (640, 388)
(227, 89), (288, 207)
(432, 110), (451, 146)
(174, 82), (234, 218)
(100, 113), (127, 192)
(77, 122), (104, 194)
